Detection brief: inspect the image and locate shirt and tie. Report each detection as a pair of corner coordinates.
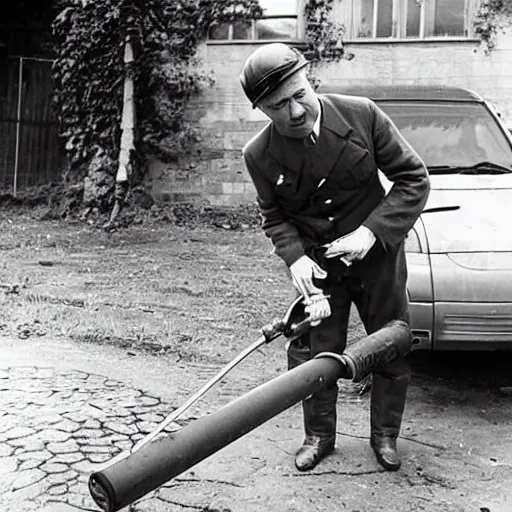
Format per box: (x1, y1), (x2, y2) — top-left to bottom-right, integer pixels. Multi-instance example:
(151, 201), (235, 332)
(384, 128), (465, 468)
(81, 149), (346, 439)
(306, 108), (321, 147)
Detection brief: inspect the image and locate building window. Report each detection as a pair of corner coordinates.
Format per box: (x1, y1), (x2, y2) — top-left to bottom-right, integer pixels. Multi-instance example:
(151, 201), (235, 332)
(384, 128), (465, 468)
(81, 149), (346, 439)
(208, 0), (302, 41)
(344, 0), (477, 40)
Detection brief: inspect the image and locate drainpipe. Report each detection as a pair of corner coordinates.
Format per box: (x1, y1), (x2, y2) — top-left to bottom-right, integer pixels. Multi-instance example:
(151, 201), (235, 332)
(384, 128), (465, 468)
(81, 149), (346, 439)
(108, 35), (135, 225)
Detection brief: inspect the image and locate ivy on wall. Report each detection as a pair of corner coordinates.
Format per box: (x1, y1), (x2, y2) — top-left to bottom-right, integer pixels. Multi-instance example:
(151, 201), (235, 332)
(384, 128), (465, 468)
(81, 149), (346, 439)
(474, 0), (512, 53)
(51, 0), (262, 208)
(302, 0), (353, 88)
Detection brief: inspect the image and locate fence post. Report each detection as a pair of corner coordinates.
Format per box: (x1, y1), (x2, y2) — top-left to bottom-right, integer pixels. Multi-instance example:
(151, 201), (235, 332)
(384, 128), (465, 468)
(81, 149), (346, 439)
(13, 56), (23, 196)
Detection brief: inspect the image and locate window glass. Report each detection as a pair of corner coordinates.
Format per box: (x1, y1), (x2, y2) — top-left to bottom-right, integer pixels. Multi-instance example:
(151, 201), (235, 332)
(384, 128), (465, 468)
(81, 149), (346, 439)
(256, 18), (297, 39)
(378, 102), (512, 168)
(406, 0), (421, 37)
(434, 0), (465, 36)
(258, 0), (297, 15)
(233, 20), (252, 39)
(208, 23), (230, 40)
(376, 0), (393, 37)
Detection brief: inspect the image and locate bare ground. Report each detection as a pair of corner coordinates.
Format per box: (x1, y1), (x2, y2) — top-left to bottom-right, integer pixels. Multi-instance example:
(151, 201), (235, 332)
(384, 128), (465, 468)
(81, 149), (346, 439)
(1, 210), (512, 512)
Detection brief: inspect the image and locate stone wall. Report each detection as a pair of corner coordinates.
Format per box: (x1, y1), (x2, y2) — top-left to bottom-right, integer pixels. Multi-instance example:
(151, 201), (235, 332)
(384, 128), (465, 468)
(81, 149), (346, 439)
(146, 31), (512, 205)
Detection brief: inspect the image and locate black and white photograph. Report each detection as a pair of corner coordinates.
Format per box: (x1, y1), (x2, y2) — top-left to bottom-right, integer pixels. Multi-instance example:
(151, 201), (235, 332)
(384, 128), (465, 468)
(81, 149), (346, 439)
(1, 0), (511, 511)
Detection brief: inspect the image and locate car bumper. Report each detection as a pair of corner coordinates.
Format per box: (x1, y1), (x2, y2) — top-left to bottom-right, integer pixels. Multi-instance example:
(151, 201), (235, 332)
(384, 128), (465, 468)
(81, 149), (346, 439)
(410, 301), (512, 351)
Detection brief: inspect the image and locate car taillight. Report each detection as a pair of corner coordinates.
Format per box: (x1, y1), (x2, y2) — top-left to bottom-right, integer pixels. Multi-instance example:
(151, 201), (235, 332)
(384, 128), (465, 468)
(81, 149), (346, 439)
(405, 229), (422, 253)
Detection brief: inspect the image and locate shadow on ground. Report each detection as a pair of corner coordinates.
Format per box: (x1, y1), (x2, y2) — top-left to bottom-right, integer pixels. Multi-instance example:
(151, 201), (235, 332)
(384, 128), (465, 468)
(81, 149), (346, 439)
(407, 350), (512, 391)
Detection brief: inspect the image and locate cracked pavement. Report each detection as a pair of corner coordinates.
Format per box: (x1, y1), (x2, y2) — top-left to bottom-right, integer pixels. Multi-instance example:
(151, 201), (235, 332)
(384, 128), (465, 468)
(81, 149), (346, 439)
(0, 335), (248, 512)
(0, 365), (178, 511)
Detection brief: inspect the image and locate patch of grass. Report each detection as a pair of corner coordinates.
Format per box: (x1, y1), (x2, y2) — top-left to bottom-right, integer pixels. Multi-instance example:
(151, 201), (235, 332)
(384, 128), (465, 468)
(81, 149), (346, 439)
(0, 216), (364, 370)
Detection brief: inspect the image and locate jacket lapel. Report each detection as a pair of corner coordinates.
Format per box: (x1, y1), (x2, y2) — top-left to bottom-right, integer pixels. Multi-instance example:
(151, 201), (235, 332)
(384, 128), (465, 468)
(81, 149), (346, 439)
(314, 95), (353, 179)
(266, 123), (312, 199)
(267, 124), (305, 176)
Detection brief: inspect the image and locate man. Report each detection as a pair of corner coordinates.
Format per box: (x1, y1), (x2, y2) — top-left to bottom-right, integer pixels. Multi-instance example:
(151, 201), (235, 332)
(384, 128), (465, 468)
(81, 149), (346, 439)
(239, 43), (430, 472)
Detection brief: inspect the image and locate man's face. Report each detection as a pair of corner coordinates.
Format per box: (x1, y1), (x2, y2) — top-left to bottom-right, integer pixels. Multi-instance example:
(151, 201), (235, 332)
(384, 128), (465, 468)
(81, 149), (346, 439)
(257, 70), (320, 139)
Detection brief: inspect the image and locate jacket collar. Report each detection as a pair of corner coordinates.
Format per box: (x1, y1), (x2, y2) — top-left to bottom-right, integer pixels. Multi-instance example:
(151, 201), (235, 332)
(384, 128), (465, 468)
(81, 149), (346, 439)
(268, 95), (352, 163)
(267, 94), (353, 174)
(319, 94), (353, 138)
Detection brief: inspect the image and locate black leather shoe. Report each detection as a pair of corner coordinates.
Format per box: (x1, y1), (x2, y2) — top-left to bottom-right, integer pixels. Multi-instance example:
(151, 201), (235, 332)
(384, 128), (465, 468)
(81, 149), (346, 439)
(295, 435), (335, 471)
(371, 436), (401, 471)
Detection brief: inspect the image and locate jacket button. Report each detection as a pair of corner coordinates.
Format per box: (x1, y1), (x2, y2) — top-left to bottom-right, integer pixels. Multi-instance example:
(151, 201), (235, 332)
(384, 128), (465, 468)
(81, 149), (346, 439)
(324, 199), (332, 204)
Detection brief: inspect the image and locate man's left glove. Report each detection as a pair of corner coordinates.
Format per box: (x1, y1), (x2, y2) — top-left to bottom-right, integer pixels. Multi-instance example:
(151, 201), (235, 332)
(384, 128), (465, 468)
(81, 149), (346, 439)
(322, 225), (376, 264)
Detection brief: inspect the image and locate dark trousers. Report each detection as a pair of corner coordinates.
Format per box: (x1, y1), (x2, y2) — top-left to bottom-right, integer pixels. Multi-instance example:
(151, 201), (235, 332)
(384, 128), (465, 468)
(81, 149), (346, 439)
(287, 242), (411, 442)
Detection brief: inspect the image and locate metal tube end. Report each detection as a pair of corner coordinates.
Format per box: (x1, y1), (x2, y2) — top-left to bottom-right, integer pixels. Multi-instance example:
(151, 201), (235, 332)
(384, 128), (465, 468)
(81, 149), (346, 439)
(89, 474), (116, 512)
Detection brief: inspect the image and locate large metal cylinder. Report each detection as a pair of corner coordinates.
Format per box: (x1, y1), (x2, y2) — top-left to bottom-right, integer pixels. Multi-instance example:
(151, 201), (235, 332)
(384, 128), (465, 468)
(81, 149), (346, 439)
(341, 320), (412, 382)
(89, 356), (343, 512)
(88, 321), (412, 512)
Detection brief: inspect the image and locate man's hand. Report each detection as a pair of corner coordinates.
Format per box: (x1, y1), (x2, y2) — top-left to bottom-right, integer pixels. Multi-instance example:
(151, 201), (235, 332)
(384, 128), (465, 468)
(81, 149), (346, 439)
(304, 294), (331, 327)
(323, 225), (376, 264)
(289, 255), (327, 297)
(289, 256), (330, 327)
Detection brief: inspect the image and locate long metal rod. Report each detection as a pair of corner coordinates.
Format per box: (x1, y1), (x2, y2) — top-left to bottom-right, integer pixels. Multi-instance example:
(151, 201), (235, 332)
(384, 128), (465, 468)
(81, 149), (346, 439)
(13, 57), (23, 197)
(92, 334), (271, 474)
(94, 297), (310, 473)
(89, 322), (412, 512)
(130, 334), (268, 453)
(129, 298), (311, 454)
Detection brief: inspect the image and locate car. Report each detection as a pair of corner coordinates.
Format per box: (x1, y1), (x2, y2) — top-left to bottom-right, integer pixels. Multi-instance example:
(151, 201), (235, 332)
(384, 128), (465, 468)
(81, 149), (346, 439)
(318, 84), (512, 351)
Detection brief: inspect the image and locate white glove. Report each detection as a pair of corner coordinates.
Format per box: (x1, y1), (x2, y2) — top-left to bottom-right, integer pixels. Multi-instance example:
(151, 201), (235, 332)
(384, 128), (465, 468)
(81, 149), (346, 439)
(304, 295), (331, 327)
(289, 255), (327, 298)
(323, 225), (376, 264)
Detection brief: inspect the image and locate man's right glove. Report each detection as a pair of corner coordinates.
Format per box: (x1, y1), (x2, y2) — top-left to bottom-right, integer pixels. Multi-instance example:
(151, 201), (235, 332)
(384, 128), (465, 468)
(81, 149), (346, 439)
(289, 255), (330, 326)
(303, 294), (331, 327)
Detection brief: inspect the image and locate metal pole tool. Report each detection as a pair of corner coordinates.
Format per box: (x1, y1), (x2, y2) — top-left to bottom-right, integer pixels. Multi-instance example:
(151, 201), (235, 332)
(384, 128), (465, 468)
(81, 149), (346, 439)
(130, 296), (310, 453)
(91, 296), (310, 472)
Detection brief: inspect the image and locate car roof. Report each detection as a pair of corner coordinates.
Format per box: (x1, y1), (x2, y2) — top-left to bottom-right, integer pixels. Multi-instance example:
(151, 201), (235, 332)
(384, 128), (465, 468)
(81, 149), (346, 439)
(316, 84), (484, 103)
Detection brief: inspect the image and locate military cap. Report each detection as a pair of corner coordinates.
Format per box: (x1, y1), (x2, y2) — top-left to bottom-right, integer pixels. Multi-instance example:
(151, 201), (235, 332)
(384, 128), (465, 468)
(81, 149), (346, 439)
(239, 43), (309, 108)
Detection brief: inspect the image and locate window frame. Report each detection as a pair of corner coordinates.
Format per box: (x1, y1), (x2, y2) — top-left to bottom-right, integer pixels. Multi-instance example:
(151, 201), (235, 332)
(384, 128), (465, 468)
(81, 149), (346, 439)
(344, 0), (478, 41)
(206, 0), (479, 44)
(207, 0), (305, 43)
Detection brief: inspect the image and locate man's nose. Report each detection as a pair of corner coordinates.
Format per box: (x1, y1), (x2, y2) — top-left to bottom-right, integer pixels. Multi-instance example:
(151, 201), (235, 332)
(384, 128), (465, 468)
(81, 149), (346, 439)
(289, 99), (305, 120)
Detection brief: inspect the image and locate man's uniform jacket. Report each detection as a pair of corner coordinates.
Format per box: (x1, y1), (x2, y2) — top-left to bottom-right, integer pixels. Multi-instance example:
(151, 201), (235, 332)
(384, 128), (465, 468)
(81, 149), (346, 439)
(243, 93), (430, 268)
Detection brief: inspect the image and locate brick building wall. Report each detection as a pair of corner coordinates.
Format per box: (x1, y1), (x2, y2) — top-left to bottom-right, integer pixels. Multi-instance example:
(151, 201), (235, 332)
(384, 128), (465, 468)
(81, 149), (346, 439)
(146, 30), (512, 206)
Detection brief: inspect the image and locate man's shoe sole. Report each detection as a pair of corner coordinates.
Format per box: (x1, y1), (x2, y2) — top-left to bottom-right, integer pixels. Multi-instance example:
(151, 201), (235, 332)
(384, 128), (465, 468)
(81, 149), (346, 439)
(295, 442), (335, 471)
(374, 451), (401, 471)
(371, 440), (401, 471)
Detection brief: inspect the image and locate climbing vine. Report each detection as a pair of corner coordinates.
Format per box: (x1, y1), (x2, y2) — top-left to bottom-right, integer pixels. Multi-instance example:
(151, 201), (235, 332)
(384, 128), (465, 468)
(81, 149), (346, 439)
(52, 0), (262, 207)
(474, 0), (512, 53)
(302, 0), (353, 88)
